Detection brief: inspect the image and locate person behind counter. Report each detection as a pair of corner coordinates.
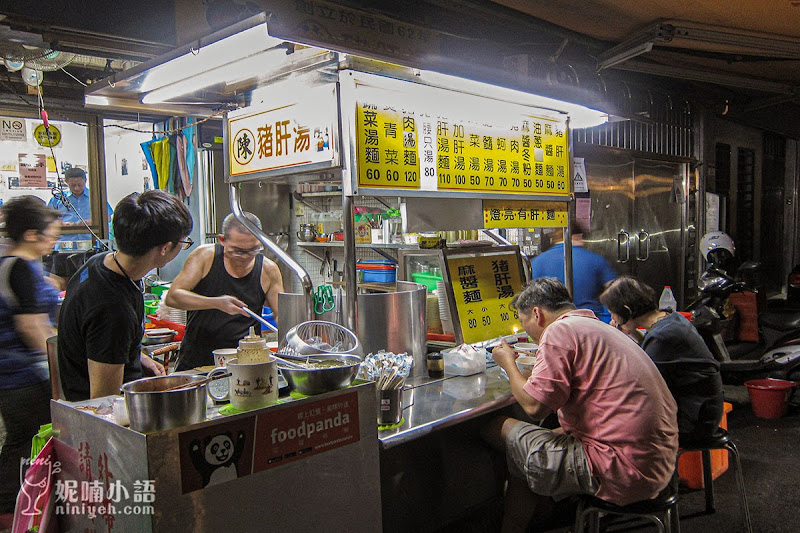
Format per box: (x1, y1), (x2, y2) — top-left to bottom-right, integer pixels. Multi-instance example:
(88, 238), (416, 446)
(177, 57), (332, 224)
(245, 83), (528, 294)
(599, 276), (723, 441)
(47, 167), (113, 248)
(0, 197), (61, 522)
(57, 190), (193, 401)
(482, 277), (678, 532)
(167, 212), (284, 371)
(531, 222), (617, 322)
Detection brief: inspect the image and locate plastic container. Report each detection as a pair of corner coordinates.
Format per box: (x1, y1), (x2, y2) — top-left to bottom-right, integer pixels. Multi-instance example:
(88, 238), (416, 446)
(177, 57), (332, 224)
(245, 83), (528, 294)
(357, 260), (397, 283)
(362, 269), (397, 282)
(411, 272), (444, 291)
(659, 286), (677, 311)
(744, 378), (796, 418)
(147, 315), (186, 341)
(677, 402), (733, 489)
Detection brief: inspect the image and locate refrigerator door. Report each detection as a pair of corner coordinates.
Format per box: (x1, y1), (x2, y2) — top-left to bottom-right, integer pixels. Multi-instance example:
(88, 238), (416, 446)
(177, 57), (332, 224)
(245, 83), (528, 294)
(582, 151), (635, 276)
(578, 147), (688, 306)
(632, 159), (688, 303)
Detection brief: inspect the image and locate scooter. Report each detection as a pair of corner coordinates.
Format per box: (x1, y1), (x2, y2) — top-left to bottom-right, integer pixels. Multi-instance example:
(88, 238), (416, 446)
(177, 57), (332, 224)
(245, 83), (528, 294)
(686, 264), (800, 384)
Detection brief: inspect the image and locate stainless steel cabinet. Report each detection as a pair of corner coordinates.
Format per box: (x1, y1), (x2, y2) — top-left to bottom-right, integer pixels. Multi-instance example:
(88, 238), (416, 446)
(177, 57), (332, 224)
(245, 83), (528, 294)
(578, 147), (690, 306)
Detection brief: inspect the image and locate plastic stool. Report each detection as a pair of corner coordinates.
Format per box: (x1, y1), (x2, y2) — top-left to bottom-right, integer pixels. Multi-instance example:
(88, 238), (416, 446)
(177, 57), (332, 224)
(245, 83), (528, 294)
(574, 480), (680, 533)
(678, 429), (752, 533)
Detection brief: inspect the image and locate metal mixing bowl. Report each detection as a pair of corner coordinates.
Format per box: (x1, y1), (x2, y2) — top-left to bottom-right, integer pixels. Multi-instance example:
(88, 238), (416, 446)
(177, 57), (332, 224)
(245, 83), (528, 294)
(283, 320), (362, 357)
(121, 375), (207, 433)
(142, 331), (176, 346)
(279, 355), (361, 395)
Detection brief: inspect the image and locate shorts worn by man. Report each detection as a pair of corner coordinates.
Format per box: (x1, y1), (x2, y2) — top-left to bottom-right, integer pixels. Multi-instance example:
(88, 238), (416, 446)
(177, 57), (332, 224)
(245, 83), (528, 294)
(58, 190), (193, 401)
(484, 278), (678, 531)
(167, 212), (284, 370)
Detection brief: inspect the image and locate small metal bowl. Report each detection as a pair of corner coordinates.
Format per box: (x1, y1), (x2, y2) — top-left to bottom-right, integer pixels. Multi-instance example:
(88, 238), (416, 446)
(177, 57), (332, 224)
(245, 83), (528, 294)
(279, 355), (361, 395)
(142, 331), (176, 346)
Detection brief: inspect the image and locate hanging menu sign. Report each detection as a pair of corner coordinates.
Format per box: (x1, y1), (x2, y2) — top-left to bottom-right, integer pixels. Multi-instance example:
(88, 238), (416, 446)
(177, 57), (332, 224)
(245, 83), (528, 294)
(353, 81), (570, 196)
(445, 251), (525, 344)
(483, 200), (568, 229)
(356, 102), (420, 189)
(434, 116), (568, 194)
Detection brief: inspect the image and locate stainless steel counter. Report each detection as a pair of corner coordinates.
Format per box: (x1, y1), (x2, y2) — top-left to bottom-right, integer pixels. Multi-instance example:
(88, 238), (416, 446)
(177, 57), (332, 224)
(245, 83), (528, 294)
(378, 365), (515, 449)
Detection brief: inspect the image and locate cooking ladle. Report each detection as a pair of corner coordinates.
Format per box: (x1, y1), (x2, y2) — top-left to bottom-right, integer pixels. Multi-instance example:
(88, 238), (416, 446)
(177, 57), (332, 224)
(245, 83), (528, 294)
(162, 372), (232, 392)
(242, 306), (278, 333)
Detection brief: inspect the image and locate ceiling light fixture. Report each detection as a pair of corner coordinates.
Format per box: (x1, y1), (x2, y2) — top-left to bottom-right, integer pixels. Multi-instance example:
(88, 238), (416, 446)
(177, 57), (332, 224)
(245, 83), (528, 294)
(414, 69), (609, 129)
(140, 45), (291, 104)
(138, 22), (282, 94)
(597, 41), (654, 71)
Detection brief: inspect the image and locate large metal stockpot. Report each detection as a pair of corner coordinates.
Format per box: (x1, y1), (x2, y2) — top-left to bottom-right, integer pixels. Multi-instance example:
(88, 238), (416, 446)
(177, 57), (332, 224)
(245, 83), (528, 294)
(120, 375), (208, 433)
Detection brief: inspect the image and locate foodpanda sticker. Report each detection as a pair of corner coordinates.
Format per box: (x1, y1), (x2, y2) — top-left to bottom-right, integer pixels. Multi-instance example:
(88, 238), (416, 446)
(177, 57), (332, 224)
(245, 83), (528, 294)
(178, 417), (255, 494)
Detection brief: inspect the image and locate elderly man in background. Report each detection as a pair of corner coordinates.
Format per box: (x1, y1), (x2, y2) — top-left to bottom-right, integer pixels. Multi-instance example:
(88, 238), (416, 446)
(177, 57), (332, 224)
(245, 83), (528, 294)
(47, 167), (113, 247)
(483, 278), (678, 532)
(167, 212), (284, 371)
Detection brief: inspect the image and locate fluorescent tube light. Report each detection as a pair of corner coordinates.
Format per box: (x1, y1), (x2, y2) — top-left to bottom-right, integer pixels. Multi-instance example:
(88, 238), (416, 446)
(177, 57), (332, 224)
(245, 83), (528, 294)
(414, 70), (609, 129)
(139, 23), (281, 93)
(141, 47), (289, 104)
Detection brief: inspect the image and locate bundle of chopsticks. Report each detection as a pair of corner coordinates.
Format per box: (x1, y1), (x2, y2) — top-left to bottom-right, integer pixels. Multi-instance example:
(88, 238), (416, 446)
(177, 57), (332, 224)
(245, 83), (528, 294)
(376, 364), (405, 391)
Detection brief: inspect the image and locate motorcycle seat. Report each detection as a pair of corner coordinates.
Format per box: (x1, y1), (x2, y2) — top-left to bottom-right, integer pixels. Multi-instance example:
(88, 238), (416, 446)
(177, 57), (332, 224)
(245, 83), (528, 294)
(759, 310), (800, 331)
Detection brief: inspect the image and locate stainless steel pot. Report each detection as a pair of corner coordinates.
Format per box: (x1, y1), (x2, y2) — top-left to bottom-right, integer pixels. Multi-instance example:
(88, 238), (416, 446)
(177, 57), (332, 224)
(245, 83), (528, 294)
(121, 375), (207, 433)
(279, 355), (361, 395)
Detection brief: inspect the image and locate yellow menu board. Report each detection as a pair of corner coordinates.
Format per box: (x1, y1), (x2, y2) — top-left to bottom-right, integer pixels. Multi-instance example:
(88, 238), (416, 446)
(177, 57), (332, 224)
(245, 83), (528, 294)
(436, 116), (569, 195)
(356, 102), (421, 189)
(446, 252), (525, 344)
(483, 200), (568, 229)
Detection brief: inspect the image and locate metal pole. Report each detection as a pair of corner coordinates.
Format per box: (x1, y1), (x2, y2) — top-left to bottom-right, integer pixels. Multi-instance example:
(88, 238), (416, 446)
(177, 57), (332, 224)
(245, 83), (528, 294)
(342, 194), (357, 331)
(229, 183), (314, 321)
(563, 198), (574, 298)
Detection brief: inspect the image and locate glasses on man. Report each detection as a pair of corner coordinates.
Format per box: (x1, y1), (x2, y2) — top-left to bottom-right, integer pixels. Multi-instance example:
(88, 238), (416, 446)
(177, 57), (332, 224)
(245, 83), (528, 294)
(176, 237), (194, 250)
(226, 246), (263, 257)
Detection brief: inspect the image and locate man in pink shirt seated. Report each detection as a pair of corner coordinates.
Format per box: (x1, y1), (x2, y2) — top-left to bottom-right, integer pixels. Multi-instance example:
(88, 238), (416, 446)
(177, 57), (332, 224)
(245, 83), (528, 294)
(483, 277), (678, 531)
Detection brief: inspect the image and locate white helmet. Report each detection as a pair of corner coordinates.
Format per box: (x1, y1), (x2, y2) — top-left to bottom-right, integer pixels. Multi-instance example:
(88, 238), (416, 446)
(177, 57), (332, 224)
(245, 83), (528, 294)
(700, 231), (735, 263)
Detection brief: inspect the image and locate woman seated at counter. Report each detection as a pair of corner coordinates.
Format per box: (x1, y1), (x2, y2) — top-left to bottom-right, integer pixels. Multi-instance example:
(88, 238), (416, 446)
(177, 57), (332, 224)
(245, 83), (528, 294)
(599, 276), (723, 441)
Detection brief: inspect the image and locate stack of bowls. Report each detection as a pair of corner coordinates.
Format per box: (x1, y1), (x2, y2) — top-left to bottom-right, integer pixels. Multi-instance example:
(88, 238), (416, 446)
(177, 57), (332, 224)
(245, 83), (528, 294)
(436, 281), (454, 335)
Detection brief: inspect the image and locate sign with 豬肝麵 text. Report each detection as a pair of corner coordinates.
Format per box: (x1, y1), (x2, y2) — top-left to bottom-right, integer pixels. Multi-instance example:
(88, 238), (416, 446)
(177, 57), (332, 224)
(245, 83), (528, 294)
(483, 200), (568, 229)
(445, 251), (525, 344)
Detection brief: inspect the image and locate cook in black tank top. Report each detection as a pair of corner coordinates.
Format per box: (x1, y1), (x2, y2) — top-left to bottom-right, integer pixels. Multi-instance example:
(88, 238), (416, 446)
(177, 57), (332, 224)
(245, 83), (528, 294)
(176, 245), (265, 370)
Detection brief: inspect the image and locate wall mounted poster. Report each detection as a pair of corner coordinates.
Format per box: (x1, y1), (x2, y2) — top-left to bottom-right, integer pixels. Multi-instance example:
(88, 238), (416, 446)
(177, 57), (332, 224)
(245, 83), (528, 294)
(18, 153), (47, 188)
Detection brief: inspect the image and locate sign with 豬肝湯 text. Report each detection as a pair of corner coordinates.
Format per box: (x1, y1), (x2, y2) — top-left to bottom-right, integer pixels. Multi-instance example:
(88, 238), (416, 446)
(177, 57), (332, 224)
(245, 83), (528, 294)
(356, 102), (420, 189)
(483, 200), (568, 229)
(228, 95), (336, 177)
(445, 252), (525, 344)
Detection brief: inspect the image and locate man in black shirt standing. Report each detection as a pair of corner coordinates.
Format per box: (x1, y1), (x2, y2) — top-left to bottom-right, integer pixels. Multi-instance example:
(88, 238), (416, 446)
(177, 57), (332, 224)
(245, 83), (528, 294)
(58, 190), (193, 401)
(166, 212), (283, 370)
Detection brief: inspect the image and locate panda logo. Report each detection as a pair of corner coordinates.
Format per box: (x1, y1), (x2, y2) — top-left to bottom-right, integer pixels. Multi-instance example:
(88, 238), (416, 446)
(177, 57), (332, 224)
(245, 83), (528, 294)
(189, 430), (246, 488)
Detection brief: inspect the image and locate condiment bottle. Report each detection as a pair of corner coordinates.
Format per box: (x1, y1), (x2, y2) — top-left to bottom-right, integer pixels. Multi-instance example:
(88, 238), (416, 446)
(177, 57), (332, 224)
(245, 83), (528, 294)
(427, 352), (444, 379)
(237, 326), (269, 364)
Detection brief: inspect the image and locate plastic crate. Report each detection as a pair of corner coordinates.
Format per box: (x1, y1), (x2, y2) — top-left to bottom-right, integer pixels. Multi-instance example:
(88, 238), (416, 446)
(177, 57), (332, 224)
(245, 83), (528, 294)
(677, 402), (733, 489)
(411, 272), (443, 291)
(146, 315), (186, 341)
(361, 269), (396, 283)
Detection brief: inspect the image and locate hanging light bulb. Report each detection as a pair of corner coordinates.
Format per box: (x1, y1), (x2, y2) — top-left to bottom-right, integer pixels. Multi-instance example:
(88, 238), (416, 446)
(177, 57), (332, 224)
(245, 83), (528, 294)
(21, 67), (43, 87)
